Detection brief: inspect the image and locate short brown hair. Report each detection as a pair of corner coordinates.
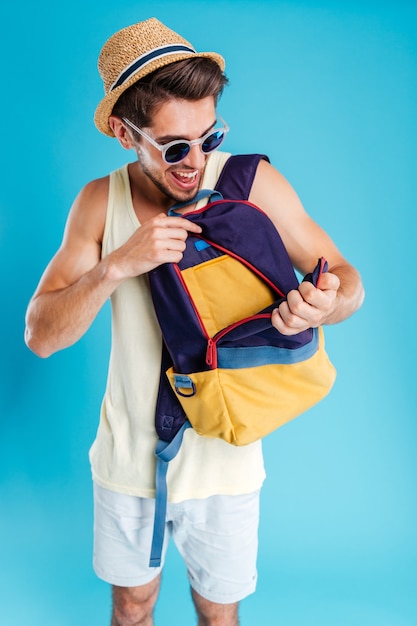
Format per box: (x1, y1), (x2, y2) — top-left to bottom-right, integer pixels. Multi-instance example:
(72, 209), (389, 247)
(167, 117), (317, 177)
(112, 57), (228, 128)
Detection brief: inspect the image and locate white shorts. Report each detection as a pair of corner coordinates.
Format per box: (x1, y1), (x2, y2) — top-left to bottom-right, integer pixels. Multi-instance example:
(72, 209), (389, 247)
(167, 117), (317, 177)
(93, 482), (260, 604)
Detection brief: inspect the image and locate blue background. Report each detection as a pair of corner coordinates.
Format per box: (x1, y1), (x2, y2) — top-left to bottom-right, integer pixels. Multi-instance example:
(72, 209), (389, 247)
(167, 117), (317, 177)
(1, 0), (416, 624)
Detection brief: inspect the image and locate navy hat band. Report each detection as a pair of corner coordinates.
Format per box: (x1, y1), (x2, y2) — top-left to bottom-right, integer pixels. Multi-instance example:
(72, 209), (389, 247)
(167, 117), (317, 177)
(110, 44), (196, 92)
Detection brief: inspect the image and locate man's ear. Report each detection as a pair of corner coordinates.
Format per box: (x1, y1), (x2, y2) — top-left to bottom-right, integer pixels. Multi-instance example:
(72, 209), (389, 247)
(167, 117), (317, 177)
(109, 116), (134, 150)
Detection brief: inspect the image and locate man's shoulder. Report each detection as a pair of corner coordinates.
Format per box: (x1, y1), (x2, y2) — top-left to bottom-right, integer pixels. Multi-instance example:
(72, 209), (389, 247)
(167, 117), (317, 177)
(69, 174), (111, 242)
(82, 173), (110, 198)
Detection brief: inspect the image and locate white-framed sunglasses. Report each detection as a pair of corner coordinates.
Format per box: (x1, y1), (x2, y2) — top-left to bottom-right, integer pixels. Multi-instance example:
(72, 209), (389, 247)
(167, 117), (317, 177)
(122, 115), (229, 164)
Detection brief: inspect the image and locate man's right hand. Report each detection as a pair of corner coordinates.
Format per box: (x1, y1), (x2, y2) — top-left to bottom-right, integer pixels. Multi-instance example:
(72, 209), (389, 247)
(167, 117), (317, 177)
(108, 213), (203, 280)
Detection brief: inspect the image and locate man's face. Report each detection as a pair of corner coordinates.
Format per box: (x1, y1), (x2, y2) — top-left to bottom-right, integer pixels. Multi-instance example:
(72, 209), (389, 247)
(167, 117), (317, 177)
(132, 96), (218, 204)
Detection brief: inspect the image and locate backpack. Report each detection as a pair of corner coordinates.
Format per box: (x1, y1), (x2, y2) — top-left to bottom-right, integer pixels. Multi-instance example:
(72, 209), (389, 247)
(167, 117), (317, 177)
(147, 154), (336, 566)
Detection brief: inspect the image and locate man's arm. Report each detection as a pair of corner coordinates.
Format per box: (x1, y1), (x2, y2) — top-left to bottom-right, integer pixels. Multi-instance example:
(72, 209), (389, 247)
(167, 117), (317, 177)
(249, 159), (364, 335)
(25, 177), (202, 358)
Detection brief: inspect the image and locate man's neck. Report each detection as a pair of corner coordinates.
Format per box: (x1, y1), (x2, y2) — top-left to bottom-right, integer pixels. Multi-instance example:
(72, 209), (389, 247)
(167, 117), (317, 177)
(128, 161), (175, 213)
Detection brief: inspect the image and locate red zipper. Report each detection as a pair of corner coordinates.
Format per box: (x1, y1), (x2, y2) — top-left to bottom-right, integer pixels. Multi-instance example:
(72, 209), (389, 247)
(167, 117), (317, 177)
(181, 198), (271, 219)
(315, 256), (327, 289)
(206, 339), (216, 368)
(206, 313), (272, 369)
(194, 235), (286, 298)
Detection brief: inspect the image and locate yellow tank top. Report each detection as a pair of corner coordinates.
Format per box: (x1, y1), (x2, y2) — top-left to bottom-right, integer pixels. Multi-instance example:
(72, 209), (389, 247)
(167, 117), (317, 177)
(89, 152), (266, 501)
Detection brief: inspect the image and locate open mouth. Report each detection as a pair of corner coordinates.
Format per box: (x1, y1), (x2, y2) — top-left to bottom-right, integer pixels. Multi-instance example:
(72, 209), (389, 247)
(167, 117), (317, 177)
(170, 170), (199, 189)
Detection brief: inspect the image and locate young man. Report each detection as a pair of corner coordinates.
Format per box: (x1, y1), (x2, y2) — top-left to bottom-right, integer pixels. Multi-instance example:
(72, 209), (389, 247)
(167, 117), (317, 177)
(25, 17), (364, 626)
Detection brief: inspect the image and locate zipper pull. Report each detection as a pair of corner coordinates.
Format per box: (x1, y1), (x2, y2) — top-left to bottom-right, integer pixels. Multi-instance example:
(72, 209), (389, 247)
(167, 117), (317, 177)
(316, 257), (328, 289)
(206, 339), (217, 369)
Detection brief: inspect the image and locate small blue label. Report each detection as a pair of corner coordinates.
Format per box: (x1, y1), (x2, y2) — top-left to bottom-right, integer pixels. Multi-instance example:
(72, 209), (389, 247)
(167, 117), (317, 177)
(194, 240), (211, 251)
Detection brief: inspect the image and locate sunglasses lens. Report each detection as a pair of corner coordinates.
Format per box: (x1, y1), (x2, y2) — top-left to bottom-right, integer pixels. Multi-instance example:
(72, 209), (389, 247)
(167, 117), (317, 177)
(163, 126), (226, 163)
(164, 143), (190, 164)
(202, 130), (225, 154)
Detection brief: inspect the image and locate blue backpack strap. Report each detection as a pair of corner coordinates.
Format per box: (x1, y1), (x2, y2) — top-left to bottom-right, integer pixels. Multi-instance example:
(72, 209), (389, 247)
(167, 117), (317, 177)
(149, 420), (192, 567)
(168, 189), (223, 215)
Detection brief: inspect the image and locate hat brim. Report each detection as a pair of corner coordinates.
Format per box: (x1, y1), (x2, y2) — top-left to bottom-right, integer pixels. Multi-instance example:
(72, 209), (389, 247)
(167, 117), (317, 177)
(94, 51), (225, 136)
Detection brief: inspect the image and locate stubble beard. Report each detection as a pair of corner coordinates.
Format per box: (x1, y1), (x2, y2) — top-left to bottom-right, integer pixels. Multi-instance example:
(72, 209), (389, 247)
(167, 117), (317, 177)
(139, 156), (204, 206)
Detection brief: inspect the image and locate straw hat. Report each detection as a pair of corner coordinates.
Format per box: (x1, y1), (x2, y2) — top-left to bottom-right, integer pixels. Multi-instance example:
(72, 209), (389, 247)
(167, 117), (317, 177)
(94, 17), (226, 136)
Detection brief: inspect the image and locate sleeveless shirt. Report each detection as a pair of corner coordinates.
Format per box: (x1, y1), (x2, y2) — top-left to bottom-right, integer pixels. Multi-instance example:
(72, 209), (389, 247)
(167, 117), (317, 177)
(89, 151), (266, 501)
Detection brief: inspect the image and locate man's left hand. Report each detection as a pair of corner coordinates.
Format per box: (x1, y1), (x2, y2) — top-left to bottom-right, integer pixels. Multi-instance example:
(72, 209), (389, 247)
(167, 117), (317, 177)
(271, 271), (340, 335)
